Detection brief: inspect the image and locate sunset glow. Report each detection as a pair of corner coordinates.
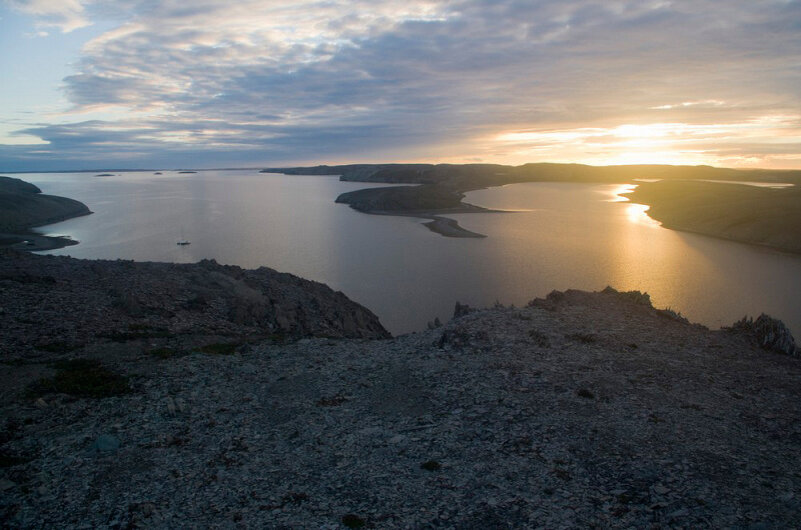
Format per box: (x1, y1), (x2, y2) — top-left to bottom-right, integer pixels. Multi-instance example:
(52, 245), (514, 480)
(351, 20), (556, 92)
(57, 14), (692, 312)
(1, 1), (800, 171)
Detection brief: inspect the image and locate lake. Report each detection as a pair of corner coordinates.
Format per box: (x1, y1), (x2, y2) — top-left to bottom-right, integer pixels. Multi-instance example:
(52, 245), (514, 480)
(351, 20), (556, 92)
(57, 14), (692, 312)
(25, 170), (801, 336)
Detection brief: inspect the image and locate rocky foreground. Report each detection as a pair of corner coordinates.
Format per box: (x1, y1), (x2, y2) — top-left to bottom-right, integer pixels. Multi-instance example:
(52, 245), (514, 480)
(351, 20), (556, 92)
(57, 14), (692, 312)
(0, 250), (389, 360)
(1, 252), (800, 528)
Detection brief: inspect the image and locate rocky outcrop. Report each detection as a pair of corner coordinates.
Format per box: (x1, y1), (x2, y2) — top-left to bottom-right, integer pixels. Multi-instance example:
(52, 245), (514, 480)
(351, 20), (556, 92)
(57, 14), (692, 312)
(0, 250), (389, 360)
(728, 313), (798, 356)
(1, 287), (800, 528)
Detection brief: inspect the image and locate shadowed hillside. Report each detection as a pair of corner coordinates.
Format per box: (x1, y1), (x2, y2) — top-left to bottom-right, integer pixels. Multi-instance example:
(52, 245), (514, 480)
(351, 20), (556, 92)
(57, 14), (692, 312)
(0, 176), (91, 232)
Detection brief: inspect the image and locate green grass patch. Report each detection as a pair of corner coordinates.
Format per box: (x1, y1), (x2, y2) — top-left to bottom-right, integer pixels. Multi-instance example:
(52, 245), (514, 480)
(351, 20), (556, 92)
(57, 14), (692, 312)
(198, 343), (239, 355)
(34, 340), (81, 353)
(147, 347), (182, 359)
(28, 359), (130, 398)
(0, 452), (30, 468)
(341, 514), (366, 529)
(420, 460), (441, 471)
(100, 325), (173, 342)
(567, 332), (596, 344)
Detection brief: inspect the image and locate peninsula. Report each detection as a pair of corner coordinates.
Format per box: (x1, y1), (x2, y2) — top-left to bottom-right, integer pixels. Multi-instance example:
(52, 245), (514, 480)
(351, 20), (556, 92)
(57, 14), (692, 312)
(624, 180), (801, 254)
(266, 163), (801, 251)
(0, 176), (92, 251)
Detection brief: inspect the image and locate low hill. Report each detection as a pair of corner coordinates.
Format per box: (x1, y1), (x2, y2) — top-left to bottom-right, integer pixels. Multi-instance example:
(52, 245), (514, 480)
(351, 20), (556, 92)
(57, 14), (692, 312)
(1, 275), (799, 528)
(625, 180), (801, 254)
(266, 163), (801, 189)
(0, 176), (91, 232)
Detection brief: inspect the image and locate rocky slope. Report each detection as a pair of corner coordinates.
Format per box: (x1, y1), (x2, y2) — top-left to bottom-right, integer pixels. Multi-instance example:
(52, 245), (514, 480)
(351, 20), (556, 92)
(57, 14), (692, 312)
(0, 250), (389, 362)
(1, 273), (799, 528)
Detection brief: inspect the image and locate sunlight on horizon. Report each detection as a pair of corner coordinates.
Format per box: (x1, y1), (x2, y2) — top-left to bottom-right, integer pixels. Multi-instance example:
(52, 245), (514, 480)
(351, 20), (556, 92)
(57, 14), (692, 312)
(494, 118), (801, 169)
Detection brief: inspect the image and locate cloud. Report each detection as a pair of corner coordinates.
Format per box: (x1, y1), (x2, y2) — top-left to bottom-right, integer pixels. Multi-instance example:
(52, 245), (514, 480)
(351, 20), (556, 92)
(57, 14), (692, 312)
(3, 0), (801, 169)
(6, 0), (91, 32)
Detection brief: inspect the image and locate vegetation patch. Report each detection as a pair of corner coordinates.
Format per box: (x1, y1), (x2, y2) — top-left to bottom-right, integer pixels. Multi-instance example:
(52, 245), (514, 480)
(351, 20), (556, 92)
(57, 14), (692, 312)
(528, 329), (551, 347)
(317, 395), (347, 407)
(567, 332), (596, 344)
(0, 451), (31, 468)
(341, 513), (366, 528)
(147, 347), (182, 359)
(34, 340), (81, 353)
(198, 343), (240, 355)
(28, 359), (130, 398)
(101, 326), (173, 342)
(420, 460), (441, 471)
(658, 307), (689, 323)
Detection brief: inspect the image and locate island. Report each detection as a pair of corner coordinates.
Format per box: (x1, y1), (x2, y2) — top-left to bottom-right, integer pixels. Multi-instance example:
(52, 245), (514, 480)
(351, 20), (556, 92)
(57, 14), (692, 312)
(335, 184), (493, 238)
(0, 176), (92, 251)
(266, 163), (801, 249)
(1, 249), (798, 528)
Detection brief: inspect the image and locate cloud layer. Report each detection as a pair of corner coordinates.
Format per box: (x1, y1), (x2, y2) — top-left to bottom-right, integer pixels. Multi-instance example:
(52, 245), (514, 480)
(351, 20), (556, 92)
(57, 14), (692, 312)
(2, 0), (800, 170)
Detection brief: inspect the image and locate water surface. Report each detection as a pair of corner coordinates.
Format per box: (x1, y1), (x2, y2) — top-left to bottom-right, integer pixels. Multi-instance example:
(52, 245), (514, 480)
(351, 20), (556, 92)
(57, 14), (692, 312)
(27, 170), (801, 336)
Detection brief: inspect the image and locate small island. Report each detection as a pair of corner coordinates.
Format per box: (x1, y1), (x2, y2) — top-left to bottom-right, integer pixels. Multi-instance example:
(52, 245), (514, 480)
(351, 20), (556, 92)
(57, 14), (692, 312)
(335, 184), (493, 238)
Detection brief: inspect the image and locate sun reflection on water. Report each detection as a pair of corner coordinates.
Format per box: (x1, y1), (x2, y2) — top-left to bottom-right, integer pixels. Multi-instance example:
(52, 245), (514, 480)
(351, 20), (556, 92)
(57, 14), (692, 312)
(625, 203), (662, 227)
(606, 184), (637, 202)
(601, 183), (662, 227)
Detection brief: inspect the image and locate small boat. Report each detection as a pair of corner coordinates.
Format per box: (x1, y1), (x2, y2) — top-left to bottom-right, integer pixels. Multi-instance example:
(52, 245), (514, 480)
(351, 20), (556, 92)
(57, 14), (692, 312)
(177, 240), (191, 246)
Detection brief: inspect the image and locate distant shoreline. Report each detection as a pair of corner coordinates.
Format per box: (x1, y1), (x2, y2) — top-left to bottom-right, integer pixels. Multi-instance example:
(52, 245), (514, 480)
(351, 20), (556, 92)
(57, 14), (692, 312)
(271, 163), (801, 249)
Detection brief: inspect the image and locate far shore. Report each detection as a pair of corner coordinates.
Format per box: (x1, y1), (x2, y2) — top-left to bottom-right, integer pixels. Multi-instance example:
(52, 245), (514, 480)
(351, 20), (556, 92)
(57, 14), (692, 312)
(0, 231), (80, 252)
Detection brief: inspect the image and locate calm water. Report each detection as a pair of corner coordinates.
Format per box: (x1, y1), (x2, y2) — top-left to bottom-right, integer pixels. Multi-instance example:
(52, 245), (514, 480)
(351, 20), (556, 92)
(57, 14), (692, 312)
(25, 170), (801, 336)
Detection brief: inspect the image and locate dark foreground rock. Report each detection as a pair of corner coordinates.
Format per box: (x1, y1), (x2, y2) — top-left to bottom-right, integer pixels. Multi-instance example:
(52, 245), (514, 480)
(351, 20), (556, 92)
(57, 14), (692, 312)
(1, 281), (800, 528)
(0, 250), (389, 361)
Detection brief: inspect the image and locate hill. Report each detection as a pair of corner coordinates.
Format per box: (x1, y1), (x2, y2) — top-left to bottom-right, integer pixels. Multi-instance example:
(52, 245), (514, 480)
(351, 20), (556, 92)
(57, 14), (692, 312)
(1, 267), (799, 527)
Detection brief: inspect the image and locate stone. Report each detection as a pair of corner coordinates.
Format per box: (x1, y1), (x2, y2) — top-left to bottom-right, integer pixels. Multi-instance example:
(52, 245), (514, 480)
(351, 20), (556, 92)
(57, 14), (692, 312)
(90, 434), (121, 453)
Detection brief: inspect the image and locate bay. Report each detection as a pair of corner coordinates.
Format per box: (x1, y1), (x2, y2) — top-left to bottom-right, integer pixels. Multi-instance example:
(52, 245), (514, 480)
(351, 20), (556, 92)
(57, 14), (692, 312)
(26, 170), (801, 336)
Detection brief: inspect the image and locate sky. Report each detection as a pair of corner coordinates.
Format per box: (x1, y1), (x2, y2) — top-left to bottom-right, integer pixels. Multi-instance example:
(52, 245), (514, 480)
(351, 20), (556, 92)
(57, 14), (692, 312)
(1, 0), (800, 171)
